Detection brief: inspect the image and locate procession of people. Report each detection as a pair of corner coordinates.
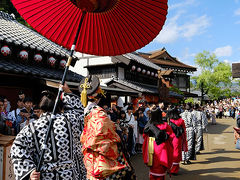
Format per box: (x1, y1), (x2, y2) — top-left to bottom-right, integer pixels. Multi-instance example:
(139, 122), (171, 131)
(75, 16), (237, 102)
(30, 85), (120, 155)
(1, 75), (232, 180)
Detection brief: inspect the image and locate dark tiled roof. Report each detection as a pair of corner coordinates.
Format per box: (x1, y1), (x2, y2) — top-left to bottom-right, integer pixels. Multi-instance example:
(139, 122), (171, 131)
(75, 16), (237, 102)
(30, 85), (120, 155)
(138, 48), (197, 71)
(106, 79), (184, 98)
(0, 11), (77, 60)
(0, 58), (83, 82)
(123, 52), (162, 70)
(106, 78), (158, 94)
(169, 91), (184, 98)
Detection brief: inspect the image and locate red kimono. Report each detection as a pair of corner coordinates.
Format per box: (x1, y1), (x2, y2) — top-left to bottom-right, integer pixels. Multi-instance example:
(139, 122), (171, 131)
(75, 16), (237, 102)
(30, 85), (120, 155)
(142, 122), (174, 180)
(80, 104), (129, 180)
(169, 118), (188, 174)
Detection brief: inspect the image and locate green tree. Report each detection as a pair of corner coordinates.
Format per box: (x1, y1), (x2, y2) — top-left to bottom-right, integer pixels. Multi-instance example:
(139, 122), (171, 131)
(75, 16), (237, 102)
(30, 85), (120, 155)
(192, 51), (232, 103)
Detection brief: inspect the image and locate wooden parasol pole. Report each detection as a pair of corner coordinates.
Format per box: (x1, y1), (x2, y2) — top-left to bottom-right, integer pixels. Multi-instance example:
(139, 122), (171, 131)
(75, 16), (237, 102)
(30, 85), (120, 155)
(36, 11), (87, 172)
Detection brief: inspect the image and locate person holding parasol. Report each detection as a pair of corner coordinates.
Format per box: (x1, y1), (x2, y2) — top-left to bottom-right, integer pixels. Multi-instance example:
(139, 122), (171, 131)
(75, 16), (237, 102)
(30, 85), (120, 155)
(11, 88), (87, 180)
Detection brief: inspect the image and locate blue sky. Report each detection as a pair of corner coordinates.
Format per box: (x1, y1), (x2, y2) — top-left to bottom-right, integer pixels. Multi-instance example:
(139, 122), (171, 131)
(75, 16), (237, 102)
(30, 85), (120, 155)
(140, 0), (240, 75)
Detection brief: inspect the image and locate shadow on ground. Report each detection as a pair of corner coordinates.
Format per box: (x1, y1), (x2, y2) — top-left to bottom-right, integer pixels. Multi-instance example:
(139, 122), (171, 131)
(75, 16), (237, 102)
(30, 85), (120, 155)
(206, 123), (230, 134)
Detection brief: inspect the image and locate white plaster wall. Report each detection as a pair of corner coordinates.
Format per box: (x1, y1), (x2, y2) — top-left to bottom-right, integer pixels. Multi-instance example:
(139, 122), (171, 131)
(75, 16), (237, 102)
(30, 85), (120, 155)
(88, 56), (113, 66)
(118, 67), (125, 80)
(69, 58), (89, 76)
(100, 78), (112, 86)
(71, 52), (114, 76)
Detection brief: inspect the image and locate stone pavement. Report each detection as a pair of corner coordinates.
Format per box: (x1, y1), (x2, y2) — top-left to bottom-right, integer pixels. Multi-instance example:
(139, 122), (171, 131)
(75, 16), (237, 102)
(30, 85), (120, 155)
(131, 118), (240, 180)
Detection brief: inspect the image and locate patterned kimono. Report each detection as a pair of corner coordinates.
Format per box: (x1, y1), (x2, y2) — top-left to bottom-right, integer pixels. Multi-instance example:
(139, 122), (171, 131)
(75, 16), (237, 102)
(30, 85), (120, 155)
(180, 110), (197, 161)
(192, 110), (208, 153)
(169, 118), (188, 174)
(81, 102), (133, 180)
(10, 93), (86, 180)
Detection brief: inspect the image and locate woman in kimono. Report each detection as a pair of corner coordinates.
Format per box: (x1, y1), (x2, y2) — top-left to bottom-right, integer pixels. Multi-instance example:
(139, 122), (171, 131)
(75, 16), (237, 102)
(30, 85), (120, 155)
(167, 106), (187, 175)
(142, 105), (174, 180)
(79, 75), (135, 180)
(11, 87), (86, 180)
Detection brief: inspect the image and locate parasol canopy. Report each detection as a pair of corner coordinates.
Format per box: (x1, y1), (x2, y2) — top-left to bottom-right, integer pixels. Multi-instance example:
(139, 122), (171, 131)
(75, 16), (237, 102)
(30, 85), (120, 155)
(11, 0), (168, 56)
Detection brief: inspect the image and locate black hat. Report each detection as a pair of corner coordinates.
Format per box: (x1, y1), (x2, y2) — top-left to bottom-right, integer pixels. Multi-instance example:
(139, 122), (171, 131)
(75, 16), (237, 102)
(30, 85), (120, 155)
(79, 75), (100, 96)
(79, 75), (105, 107)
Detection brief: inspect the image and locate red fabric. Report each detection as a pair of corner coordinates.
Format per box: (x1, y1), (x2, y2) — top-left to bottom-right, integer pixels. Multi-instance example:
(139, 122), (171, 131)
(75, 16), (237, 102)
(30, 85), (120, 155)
(150, 165), (167, 180)
(11, 0), (168, 56)
(170, 163), (179, 174)
(142, 122), (174, 170)
(170, 118), (188, 163)
(80, 106), (127, 179)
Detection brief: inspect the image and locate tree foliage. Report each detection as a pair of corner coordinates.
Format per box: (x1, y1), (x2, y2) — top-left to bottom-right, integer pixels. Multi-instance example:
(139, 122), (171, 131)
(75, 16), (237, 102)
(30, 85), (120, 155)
(192, 51), (232, 101)
(184, 98), (194, 104)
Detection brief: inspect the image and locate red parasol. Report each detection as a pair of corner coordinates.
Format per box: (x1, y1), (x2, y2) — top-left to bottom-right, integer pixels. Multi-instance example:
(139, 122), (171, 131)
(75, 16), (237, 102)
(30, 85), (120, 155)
(11, 0), (168, 56)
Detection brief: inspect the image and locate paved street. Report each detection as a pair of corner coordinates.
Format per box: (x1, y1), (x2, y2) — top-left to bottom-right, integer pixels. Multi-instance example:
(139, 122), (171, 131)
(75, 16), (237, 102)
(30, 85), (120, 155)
(131, 118), (240, 179)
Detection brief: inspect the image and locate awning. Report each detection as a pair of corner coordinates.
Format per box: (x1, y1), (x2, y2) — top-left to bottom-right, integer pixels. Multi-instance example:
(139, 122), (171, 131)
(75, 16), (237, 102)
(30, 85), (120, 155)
(0, 58), (83, 82)
(43, 78), (138, 96)
(183, 91), (199, 98)
(169, 91), (184, 99)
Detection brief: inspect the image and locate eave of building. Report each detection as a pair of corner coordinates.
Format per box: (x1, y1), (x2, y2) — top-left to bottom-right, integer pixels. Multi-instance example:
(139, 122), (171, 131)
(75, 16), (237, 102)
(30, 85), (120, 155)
(0, 11), (77, 61)
(84, 63), (117, 68)
(0, 57), (83, 82)
(138, 48), (197, 72)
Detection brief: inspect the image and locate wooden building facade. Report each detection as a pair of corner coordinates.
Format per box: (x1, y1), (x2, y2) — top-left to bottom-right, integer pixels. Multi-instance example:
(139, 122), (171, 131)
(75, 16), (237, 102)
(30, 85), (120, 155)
(138, 48), (197, 97)
(0, 11), (83, 108)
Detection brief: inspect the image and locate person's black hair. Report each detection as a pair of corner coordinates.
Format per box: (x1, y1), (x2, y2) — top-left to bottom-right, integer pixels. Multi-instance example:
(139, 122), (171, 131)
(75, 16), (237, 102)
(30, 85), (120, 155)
(120, 110), (126, 115)
(23, 96), (33, 103)
(193, 103), (200, 110)
(39, 90), (63, 113)
(127, 106), (133, 110)
(167, 105), (181, 120)
(149, 106), (163, 125)
(0, 98), (4, 103)
(18, 90), (25, 95)
(33, 105), (40, 110)
(186, 103), (192, 110)
(16, 98), (23, 102)
(138, 107), (145, 113)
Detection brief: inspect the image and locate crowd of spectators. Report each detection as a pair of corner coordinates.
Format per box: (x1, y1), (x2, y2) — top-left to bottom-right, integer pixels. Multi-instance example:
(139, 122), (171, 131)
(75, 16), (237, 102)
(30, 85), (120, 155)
(0, 91), (40, 136)
(1, 91), (240, 157)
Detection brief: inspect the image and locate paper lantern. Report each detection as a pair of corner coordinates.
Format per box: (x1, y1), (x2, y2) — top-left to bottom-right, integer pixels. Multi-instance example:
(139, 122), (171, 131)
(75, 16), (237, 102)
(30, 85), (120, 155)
(34, 54), (42, 63)
(142, 69), (146, 74)
(155, 73), (158, 78)
(151, 72), (155, 76)
(1, 46), (11, 56)
(137, 67), (141, 72)
(131, 65), (136, 71)
(19, 50), (28, 60)
(48, 56), (56, 67)
(60, 59), (66, 68)
(147, 71), (150, 75)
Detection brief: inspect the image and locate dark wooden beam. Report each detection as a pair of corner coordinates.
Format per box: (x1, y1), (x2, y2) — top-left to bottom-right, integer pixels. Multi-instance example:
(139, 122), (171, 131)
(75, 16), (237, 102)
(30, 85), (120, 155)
(232, 63), (240, 78)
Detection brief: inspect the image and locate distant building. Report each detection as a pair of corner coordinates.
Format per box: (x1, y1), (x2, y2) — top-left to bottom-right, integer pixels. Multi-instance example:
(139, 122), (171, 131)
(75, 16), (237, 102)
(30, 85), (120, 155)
(73, 51), (184, 106)
(138, 48), (197, 97)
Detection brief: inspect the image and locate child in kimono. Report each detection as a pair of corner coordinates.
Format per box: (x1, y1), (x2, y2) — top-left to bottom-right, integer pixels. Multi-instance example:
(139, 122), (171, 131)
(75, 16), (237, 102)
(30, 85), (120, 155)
(142, 105), (174, 180)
